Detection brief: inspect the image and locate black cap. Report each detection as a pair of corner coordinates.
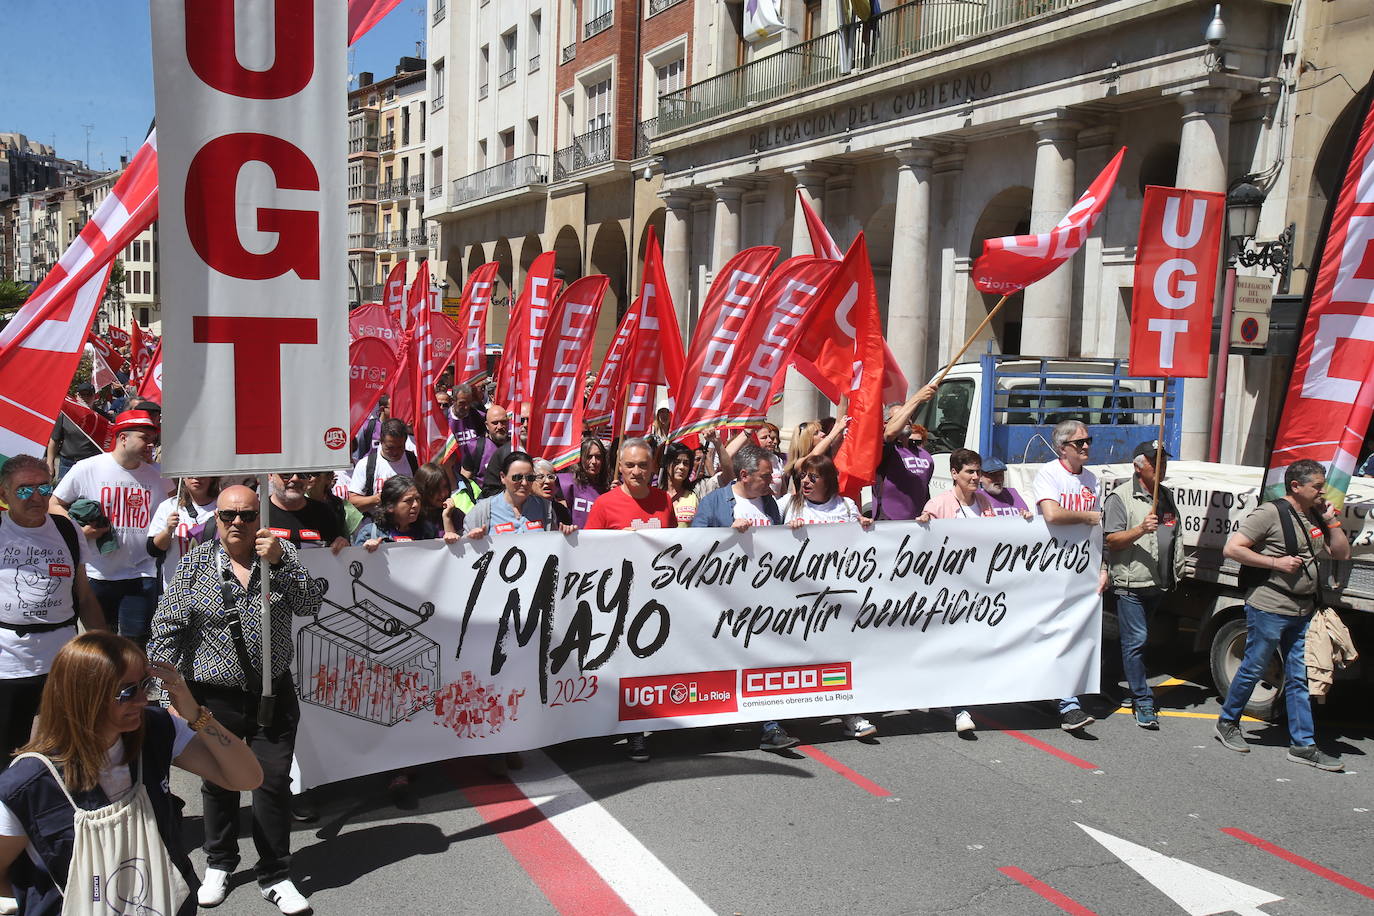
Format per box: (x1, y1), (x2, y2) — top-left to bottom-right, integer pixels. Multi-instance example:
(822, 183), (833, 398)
(75, 380), (95, 394)
(1132, 439), (1171, 461)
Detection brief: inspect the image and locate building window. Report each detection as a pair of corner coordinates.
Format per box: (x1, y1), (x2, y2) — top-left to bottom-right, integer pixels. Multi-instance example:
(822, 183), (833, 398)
(655, 58), (684, 99)
(478, 48), (489, 99)
(402, 107), (411, 146)
(528, 118), (539, 153)
(586, 78), (611, 133)
(477, 139), (488, 170)
(529, 13), (542, 72)
(500, 130), (516, 162)
(433, 0), (446, 23)
(432, 60), (445, 110)
(139, 307), (150, 326)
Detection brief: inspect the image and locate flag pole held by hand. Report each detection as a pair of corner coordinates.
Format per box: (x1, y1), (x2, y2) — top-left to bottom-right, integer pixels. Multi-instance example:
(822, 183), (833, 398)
(257, 473), (275, 728)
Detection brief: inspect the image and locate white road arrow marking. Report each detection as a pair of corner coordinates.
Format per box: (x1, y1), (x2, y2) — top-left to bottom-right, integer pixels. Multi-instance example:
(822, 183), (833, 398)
(1077, 823), (1283, 916)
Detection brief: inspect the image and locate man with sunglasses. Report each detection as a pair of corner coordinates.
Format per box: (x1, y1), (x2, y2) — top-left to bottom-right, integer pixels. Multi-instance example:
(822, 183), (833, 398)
(148, 485), (322, 914)
(267, 471), (348, 554)
(0, 456), (106, 759)
(52, 409), (168, 642)
(1031, 419), (1108, 732)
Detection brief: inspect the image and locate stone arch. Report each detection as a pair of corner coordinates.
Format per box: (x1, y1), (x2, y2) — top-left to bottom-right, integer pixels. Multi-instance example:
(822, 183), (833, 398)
(967, 186), (1032, 355)
(491, 238), (515, 301)
(553, 225), (582, 284)
(518, 233), (543, 289)
(1312, 86), (1371, 204)
(465, 243), (486, 278)
(589, 219), (629, 361)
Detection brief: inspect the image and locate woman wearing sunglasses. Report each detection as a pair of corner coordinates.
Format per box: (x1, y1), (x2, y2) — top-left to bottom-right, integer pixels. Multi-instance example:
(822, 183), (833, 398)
(464, 451), (574, 538)
(353, 475), (439, 551)
(0, 631), (261, 916)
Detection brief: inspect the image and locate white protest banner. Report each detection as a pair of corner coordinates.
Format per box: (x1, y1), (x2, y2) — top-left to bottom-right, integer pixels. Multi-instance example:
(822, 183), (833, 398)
(151, 1), (350, 475)
(291, 519), (1101, 787)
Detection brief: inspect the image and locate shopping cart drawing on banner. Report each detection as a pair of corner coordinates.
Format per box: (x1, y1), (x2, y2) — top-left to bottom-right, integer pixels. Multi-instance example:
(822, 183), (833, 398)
(296, 561), (440, 726)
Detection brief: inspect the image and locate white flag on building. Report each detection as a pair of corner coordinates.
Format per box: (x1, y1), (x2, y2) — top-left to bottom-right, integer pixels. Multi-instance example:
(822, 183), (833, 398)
(744, 0), (785, 42)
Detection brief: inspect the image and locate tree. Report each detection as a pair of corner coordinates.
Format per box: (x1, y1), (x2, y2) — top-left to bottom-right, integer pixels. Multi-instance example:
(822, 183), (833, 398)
(0, 278), (31, 314)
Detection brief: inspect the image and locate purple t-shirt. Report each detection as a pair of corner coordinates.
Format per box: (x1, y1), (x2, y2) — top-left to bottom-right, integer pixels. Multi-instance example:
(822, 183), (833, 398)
(463, 437), (501, 478)
(448, 408), (485, 449)
(877, 441), (934, 520)
(981, 486), (1029, 517)
(556, 472), (606, 529)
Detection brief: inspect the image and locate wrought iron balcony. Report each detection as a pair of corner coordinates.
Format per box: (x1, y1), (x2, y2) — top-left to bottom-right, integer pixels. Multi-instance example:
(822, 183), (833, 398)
(429, 183), (443, 199)
(553, 125), (613, 180)
(529, 53), (541, 73)
(479, 82), (489, 99)
(450, 154), (552, 206)
(408, 176), (425, 196)
(432, 1), (445, 23)
(584, 11), (612, 39)
(561, 43), (575, 64)
(409, 228), (428, 246)
(648, 0), (686, 13)
(635, 118), (657, 158)
(358, 284), (382, 303)
(380, 134), (396, 151)
(428, 225), (440, 244)
(499, 67), (517, 89)
(658, 0), (1081, 132)
(378, 180), (404, 201)
(348, 136), (379, 154)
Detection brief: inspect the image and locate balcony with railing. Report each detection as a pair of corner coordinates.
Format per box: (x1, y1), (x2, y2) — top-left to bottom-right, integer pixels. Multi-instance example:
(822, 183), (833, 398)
(450, 154), (552, 206)
(553, 126), (613, 180)
(428, 225), (440, 245)
(409, 227), (429, 247)
(479, 81), (489, 99)
(657, 0), (1081, 134)
(384, 231), (408, 250)
(357, 284), (382, 303)
(432, 0), (445, 23)
(561, 42), (576, 64)
(429, 182), (443, 199)
(408, 176), (425, 196)
(348, 182), (378, 201)
(529, 53), (541, 73)
(348, 232), (377, 250)
(648, 0), (687, 13)
(379, 134), (396, 152)
(499, 66), (517, 89)
(378, 180), (404, 201)
(584, 11), (612, 38)
(635, 118), (657, 158)
(348, 135), (379, 155)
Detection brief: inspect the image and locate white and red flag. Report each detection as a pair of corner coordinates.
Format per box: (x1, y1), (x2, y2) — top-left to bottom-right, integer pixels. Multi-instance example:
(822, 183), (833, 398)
(87, 334), (128, 376)
(349, 336), (400, 435)
(671, 246), (781, 438)
(61, 397), (113, 451)
(719, 257), (840, 427)
(624, 228), (687, 410)
(405, 261), (430, 332)
(137, 339), (164, 403)
(526, 276), (609, 468)
(105, 326), (131, 349)
(792, 191), (908, 404)
(348, 302), (402, 354)
(1129, 187), (1225, 377)
(829, 235), (886, 500)
(586, 297), (641, 430)
(972, 148), (1126, 295)
(1262, 86), (1374, 507)
(348, 0), (406, 44)
(382, 259), (408, 322)
(0, 132), (157, 461)
(455, 262), (500, 386)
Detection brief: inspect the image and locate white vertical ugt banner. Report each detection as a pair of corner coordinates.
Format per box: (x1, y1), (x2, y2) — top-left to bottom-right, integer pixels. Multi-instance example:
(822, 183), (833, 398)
(151, 1), (349, 475)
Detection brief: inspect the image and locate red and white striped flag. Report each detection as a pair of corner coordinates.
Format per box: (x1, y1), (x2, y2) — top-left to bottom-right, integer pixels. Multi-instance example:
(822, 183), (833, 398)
(0, 131), (158, 461)
(137, 339), (164, 403)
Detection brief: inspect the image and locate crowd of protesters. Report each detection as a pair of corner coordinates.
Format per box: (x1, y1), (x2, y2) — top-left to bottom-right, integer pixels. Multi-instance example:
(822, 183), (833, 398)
(0, 369), (1352, 915)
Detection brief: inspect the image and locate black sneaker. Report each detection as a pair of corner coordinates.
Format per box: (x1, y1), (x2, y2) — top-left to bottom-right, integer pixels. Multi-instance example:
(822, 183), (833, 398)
(627, 733), (651, 763)
(289, 795), (318, 823)
(1060, 708), (1094, 731)
(1215, 719), (1250, 753)
(1287, 745), (1344, 771)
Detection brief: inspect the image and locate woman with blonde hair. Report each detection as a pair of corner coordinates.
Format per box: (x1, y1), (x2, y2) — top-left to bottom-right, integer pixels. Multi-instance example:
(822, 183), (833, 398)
(0, 632), (261, 916)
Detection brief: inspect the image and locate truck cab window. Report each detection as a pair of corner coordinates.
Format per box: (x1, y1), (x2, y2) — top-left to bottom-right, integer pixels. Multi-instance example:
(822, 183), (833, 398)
(914, 378), (973, 454)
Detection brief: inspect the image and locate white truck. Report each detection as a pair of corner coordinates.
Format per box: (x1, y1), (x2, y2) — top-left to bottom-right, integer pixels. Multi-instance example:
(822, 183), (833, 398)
(912, 355), (1374, 719)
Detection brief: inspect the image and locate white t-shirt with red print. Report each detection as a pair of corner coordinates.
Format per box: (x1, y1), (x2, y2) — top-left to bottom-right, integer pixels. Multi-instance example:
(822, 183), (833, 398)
(54, 452), (166, 581)
(1031, 458), (1100, 514)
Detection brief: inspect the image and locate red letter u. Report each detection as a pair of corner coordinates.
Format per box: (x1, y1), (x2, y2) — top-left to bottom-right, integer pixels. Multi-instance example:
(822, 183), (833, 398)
(186, 0), (313, 99)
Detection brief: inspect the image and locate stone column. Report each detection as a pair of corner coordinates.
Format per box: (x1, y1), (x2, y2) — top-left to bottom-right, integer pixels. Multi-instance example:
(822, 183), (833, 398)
(933, 149), (965, 368)
(1175, 87), (1240, 461)
(690, 197), (713, 330)
(823, 171), (854, 252)
(783, 166), (830, 430)
(741, 184), (768, 249)
(708, 182), (743, 277)
(659, 190), (693, 339)
(887, 145), (936, 392)
(1019, 114), (1079, 357)
(1074, 123), (1118, 358)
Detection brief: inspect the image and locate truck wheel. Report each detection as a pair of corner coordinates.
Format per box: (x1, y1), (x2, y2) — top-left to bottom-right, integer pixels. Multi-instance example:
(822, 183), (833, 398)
(1209, 617), (1282, 721)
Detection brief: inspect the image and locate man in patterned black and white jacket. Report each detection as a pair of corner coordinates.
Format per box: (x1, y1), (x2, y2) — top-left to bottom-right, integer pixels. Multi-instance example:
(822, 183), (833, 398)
(148, 485), (322, 915)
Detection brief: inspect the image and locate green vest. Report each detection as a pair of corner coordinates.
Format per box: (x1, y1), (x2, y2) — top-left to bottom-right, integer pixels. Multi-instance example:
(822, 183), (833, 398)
(1106, 476), (1186, 590)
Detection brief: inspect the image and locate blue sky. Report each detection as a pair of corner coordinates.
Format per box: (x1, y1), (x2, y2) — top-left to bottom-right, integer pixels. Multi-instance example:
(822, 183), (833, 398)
(1, 0), (427, 171)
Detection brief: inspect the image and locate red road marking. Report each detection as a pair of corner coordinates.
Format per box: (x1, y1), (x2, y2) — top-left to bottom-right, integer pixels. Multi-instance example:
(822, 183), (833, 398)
(447, 761), (636, 916)
(976, 714), (1101, 771)
(797, 745), (892, 797)
(999, 866), (1101, 915)
(1221, 827), (1374, 900)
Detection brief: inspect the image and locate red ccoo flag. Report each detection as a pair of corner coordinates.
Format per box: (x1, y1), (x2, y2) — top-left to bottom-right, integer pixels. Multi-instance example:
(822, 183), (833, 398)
(382, 259), (408, 324)
(455, 262), (500, 386)
(830, 235), (886, 500)
(495, 251), (560, 409)
(625, 227), (686, 407)
(526, 276), (609, 467)
(585, 296), (640, 430)
(137, 339), (164, 403)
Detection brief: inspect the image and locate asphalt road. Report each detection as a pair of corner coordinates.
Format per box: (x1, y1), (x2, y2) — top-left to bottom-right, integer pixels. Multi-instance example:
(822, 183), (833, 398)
(175, 643), (1373, 916)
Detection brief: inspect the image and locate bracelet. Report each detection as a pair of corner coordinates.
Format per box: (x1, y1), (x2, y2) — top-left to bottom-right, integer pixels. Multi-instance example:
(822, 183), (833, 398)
(188, 706), (214, 732)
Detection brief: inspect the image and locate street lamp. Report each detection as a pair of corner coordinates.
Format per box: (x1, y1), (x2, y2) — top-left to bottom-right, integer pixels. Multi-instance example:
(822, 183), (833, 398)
(1225, 178), (1294, 287)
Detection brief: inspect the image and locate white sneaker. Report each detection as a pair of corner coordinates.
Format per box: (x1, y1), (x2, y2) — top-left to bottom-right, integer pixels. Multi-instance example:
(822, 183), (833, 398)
(261, 879), (312, 915)
(955, 710), (976, 733)
(197, 867), (231, 907)
(0, 895), (19, 915)
(841, 714), (877, 738)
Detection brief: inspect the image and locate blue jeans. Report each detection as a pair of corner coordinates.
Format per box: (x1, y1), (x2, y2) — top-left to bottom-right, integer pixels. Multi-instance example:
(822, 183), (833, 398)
(1219, 605), (1315, 747)
(89, 577), (159, 641)
(1116, 589), (1161, 709)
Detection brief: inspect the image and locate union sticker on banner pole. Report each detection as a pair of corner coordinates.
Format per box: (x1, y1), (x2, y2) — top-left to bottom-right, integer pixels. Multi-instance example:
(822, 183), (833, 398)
(1129, 186), (1225, 378)
(151, 1), (350, 475)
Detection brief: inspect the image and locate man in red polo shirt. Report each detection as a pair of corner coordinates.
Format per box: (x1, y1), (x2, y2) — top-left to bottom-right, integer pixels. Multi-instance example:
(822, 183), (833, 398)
(584, 438), (677, 531)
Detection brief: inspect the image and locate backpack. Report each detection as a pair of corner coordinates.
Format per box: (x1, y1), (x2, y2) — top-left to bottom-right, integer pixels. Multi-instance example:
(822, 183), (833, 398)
(362, 447), (419, 497)
(0, 513), (83, 633)
(1238, 499), (1329, 597)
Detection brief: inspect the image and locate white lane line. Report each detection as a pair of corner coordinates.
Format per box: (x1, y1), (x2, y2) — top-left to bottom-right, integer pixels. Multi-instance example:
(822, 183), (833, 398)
(512, 751), (716, 916)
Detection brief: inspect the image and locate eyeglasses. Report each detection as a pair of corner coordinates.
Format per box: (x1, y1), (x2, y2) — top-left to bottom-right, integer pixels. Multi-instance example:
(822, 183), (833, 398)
(13, 483), (54, 500)
(1066, 436), (1093, 449)
(535, 473), (557, 481)
(507, 474), (536, 483)
(217, 509), (260, 524)
(114, 676), (157, 703)
(802, 472), (823, 483)
(287, 472), (318, 480)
